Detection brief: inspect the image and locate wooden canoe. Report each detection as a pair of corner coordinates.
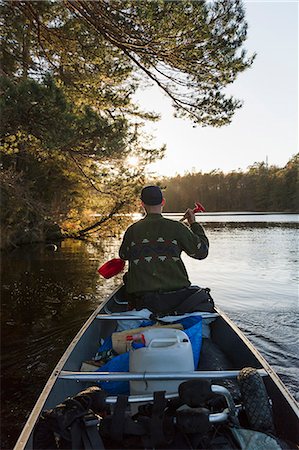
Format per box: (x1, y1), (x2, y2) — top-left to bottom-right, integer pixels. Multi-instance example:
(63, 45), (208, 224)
(14, 285), (299, 449)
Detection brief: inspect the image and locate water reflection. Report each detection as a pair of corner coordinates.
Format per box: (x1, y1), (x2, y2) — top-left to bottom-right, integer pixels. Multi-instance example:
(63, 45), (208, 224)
(1, 240), (122, 450)
(186, 227), (298, 312)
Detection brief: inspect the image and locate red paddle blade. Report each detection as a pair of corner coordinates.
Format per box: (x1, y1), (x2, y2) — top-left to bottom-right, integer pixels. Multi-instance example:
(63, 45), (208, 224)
(98, 258), (125, 279)
(193, 202), (206, 213)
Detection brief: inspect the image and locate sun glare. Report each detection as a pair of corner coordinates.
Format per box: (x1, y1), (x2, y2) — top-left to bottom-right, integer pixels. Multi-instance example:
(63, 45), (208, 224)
(126, 155), (140, 167)
(132, 212), (143, 221)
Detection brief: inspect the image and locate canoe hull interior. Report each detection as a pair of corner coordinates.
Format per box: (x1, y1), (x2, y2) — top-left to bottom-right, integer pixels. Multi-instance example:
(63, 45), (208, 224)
(15, 286), (299, 449)
(211, 311), (299, 444)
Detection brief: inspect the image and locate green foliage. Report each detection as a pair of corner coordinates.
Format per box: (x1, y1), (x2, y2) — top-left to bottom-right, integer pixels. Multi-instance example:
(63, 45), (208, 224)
(1, 0), (254, 125)
(65, 0), (254, 126)
(0, 76), (163, 244)
(161, 155), (299, 213)
(0, 0), (254, 247)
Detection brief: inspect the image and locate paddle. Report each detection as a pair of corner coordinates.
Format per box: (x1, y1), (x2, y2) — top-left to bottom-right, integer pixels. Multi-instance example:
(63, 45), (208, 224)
(98, 257), (125, 279)
(179, 202), (206, 221)
(97, 201), (206, 279)
(194, 202), (206, 213)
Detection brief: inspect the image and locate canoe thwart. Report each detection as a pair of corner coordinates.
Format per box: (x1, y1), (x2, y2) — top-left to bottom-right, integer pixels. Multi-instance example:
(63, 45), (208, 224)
(96, 314), (150, 320)
(59, 369), (267, 381)
(96, 312), (220, 320)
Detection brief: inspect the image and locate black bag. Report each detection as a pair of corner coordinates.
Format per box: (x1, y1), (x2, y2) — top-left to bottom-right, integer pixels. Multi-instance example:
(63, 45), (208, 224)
(135, 286), (214, 314)
(33, 386), (108, 449)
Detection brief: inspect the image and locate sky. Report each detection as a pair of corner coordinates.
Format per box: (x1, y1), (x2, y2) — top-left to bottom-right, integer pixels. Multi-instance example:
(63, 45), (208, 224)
(134, 1), (298, 176)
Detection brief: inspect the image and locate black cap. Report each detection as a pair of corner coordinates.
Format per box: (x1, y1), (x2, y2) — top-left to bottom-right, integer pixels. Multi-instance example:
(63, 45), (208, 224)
(141, 185), (163, 205)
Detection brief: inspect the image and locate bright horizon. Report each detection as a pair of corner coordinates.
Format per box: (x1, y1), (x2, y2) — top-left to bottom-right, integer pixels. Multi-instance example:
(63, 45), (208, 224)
(134, 1), (298, 176)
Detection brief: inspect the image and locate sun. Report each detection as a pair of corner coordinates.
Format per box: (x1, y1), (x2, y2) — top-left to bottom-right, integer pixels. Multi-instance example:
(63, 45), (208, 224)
(126, 155), (140, 168)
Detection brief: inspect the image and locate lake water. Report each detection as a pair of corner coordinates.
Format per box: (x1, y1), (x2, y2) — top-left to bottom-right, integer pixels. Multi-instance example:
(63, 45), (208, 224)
(1, 213), (298, 449)
(167, 212), (299, 223)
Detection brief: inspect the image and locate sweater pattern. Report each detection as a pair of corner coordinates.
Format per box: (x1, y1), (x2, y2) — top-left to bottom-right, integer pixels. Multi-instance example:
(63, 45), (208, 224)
(128, 238), (181, 264)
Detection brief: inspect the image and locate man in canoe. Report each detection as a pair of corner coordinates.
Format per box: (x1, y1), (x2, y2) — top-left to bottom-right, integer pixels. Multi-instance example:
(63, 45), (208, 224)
(119, 185), (214, 314)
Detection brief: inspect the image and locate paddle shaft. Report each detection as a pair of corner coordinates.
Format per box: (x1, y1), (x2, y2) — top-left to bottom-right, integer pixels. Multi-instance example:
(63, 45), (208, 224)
(180, 202), (206, 222)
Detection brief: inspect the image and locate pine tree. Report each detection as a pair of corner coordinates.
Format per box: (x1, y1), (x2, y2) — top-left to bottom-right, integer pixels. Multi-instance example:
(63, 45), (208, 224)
(1, 0), (255, 247)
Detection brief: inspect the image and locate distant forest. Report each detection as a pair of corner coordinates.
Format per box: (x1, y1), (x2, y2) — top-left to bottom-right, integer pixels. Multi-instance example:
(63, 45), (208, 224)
(161, 154), (299, 212)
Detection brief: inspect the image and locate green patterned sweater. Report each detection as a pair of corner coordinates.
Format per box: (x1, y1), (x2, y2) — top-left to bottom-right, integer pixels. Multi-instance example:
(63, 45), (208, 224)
(119, 213), (209, 294)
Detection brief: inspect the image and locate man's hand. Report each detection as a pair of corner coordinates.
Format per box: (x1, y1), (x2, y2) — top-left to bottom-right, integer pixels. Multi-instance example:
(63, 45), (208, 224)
(183, 208), (196, 225)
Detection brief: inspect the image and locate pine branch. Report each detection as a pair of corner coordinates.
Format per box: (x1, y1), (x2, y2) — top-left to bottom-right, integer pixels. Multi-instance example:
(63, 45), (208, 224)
(78, 200), (125, 236)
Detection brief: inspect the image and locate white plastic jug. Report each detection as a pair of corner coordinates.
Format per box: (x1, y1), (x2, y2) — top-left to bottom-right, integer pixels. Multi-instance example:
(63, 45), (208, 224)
(129, 328), (194, 395)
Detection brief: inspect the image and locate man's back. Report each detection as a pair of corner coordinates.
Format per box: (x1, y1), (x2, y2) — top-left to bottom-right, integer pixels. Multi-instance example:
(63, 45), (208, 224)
(119, 213), (209, 294)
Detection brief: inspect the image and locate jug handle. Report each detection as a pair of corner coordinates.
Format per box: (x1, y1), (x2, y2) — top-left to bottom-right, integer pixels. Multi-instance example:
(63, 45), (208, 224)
(148, 337), (179, 348)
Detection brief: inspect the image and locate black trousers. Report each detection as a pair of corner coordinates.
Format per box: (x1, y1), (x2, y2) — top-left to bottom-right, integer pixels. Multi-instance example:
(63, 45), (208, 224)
(129, 286), (214, 314)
